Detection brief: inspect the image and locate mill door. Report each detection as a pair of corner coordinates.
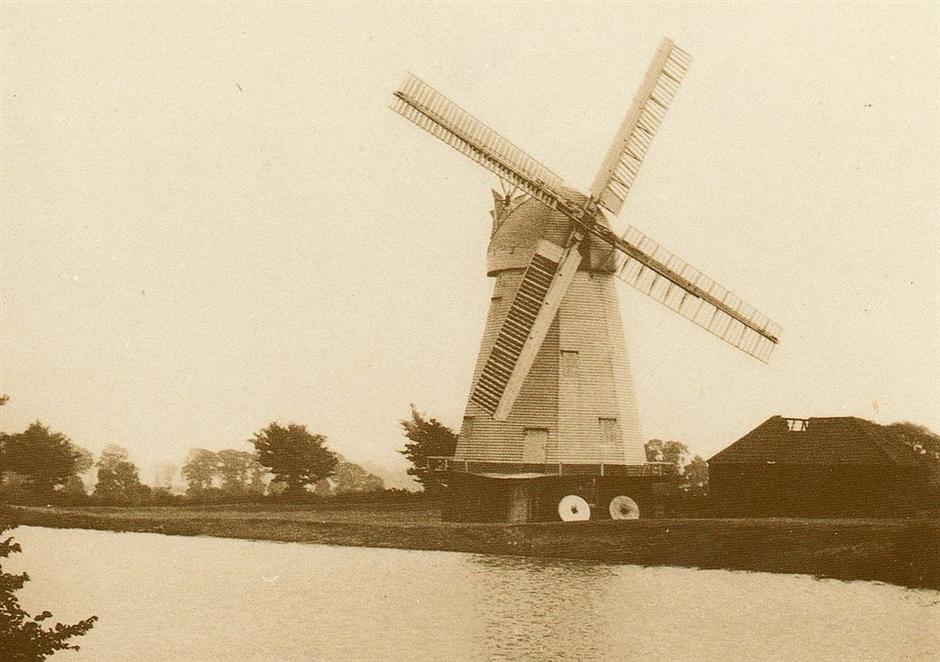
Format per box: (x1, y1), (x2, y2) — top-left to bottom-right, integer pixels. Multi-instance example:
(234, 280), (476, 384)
(507, 482), (530, 523)
(522, 428), (549, 464)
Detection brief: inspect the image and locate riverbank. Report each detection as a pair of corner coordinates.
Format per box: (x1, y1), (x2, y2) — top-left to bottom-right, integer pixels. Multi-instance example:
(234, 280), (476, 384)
(5, 500), (938, 590)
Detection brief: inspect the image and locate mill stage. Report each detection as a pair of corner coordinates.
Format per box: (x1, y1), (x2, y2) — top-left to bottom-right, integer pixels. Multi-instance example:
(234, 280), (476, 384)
(391, 39), (782, 522)
(430, 457), (675, 523)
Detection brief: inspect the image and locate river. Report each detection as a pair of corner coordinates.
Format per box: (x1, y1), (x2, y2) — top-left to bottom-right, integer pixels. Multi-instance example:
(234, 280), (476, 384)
(8, 526), (939, 661)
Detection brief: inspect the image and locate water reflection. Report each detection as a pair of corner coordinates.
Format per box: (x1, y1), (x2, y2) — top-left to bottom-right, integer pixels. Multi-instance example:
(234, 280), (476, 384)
(467, 556), (616, 660)
(9, 527), (939, 661)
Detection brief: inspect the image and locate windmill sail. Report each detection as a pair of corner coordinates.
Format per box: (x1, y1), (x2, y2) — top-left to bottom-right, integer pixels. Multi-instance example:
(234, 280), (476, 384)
(471, 240), (583, 420)
(613, 224), (782, 361)
(391, 74), (574, 211)
(590, 38), (691, 216)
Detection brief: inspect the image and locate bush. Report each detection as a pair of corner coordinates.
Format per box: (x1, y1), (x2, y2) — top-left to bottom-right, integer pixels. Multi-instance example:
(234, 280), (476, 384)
(0, 518), (97, 660)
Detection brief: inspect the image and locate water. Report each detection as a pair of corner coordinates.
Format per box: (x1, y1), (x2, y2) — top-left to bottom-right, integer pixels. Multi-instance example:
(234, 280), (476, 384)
(8, 526), (938, 661)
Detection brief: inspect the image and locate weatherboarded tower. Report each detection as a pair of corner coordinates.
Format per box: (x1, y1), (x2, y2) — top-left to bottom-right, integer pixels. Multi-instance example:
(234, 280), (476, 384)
(455, 191), (645, 468)
(391, 39), (781, 522)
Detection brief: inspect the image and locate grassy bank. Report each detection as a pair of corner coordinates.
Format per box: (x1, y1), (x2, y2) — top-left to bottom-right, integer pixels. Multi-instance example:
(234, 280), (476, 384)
(4, 499), (938, 590)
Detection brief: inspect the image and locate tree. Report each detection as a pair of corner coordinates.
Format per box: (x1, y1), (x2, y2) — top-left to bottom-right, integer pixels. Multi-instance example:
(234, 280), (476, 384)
(683, 456), (709, 496)
(70, 445), (94, 478)
(0, 395), (9, 488)
(313, 455), (384, 496)
(63, 446), (94, 498)
(93, 445), (146, 503)
(645, 439), (709, 495)
(181, 449), (221, 496)
(250, 423), (337, 498)
(885, 421), (940, 463)
(2, 423), (87, 500)
(645, 439), (691, 466)
(399, 406), (458, 495)
(0, 523), (97, 659)
(217, 449), (266, 495)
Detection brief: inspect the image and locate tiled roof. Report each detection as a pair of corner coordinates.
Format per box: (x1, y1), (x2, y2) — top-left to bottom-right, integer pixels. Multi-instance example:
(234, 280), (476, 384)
(709, 416), (926, 466)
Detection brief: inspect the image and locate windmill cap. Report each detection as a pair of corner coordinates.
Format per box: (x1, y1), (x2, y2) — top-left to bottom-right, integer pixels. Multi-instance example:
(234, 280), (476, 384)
(486, 189), (615, 275)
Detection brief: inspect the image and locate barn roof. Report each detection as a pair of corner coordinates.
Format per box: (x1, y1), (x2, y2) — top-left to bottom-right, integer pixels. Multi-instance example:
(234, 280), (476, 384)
(709, 416), (925, 466)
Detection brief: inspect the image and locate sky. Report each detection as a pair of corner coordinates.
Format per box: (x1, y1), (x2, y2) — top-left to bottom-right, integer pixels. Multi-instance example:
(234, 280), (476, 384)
(2, 2), (938, 488)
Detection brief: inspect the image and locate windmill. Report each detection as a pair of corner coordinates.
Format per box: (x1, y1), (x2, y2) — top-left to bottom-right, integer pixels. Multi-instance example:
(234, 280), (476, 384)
(391, 39), (781, 522)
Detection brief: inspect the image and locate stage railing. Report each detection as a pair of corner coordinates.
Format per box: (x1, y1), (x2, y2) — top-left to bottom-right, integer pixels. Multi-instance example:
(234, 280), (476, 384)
(425, 457), (676, 477)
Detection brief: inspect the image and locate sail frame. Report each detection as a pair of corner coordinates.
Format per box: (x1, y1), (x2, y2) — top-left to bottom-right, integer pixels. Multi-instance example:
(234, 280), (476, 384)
(391, 74), (575, 211)
(590, 38), (691, 216)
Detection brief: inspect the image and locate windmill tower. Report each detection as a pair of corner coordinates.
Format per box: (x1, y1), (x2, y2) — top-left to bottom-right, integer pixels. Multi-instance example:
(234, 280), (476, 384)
(391, 39), (782, 522)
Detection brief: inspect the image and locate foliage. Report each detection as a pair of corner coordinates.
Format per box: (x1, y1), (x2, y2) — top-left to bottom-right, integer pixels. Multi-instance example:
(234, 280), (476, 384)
(181, 449), (221, 496)
(0, 522), (97, 660)
(313, 455), (384, 496)
(69, 446), (94, 481)
(645, 439), (689, 466)
(645, 439), (709, 496)
(181, 449), (268, 497)
(217, 450), (266, 495)
(0, 393), (10, 488)
(0, 437), (8, 488)
(885, 422), (940, 512)
(0, 475), (41, 507)
(1, 423), (90, 500)
(93, 445), (148, 504)
(0, 395), (7, 489)
(59, 476), (90, 499)
(250, 423), (337, 498)
(148, 487), (184, 505)
(683, 456), (709, 494)
(885, 421), (940, 466)
(399, 406), (458, 496)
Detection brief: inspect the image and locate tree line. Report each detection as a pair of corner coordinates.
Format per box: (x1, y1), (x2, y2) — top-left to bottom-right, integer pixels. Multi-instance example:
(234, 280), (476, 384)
(4, 397), (719, 507)
(0, 410), (338, 505)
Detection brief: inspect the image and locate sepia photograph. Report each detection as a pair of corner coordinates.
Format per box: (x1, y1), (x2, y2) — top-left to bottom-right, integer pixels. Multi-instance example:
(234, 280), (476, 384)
(1, 2), (938, 660)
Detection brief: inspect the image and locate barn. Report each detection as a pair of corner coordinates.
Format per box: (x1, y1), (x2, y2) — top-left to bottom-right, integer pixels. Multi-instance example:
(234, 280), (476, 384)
(708, 416), (930, 517)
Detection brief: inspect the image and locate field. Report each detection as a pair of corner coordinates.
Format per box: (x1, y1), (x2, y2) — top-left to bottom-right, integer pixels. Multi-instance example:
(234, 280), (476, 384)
(5, 495), (938, 590)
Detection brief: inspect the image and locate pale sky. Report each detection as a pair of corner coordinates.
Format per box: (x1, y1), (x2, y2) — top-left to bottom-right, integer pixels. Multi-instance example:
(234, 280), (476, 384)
(2, 2), (938, 487)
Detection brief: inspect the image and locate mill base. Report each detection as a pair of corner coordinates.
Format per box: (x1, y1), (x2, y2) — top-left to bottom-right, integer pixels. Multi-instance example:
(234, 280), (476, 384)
(438, 468), (672, 523)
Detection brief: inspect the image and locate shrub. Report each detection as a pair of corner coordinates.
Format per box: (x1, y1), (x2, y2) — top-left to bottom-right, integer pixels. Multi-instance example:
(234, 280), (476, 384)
(0, 519), (97, 660)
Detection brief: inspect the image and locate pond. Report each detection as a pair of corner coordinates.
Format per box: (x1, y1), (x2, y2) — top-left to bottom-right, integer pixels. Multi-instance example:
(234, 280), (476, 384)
(9, 526), (939, 660)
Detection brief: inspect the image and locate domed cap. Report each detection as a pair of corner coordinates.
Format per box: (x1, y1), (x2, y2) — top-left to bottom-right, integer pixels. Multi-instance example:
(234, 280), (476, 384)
(486, 189), (617, 275)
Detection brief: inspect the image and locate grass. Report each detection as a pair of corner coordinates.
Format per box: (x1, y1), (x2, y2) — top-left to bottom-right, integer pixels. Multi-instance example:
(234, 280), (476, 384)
(4, 498), (938, 590)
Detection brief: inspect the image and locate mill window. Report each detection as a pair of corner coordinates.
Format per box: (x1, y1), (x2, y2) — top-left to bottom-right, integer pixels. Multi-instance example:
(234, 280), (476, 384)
(599, 418), (620, 445)
(487, 296), (503, 320)
(461, 416), (475, 438)
(560, 350), (579, 377)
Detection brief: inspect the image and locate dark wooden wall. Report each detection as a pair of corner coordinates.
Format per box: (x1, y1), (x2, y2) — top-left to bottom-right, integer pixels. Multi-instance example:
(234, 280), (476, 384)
(441, 474), (655, 522)
(709, 464), (929, 517)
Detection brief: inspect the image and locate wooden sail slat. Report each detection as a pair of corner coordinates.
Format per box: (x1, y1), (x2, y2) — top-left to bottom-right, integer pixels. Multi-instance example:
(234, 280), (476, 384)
(391, 74), (575, 211)
(611, 223), (782, 361)
(590, 38), (690, 217)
